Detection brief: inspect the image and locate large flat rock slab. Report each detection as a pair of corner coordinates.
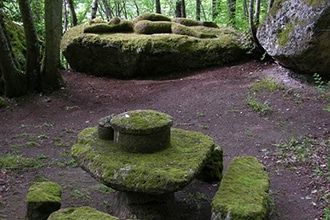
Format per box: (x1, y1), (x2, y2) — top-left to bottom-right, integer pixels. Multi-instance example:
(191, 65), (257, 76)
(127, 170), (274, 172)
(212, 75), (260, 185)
(61, 16), (247, 78)
(71, 127), (215, 194)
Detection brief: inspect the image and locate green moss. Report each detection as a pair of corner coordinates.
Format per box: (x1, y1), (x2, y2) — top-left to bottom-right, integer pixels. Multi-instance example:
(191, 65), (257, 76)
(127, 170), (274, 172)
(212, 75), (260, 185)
(4, 20), (27, 71)
(0, 96), (10, 109)
(171, 23), (201, 38)
(71, 127), (215, 194)
(134, 12), (171, 23)
(134, 20), (172, 34)
(173, 17), (202, 26)
(212, 156), (270, 220)
(110, 110), (172, 133)
(48, 206), (119, 220)
(84, 21), (133, 33)
(0, 155), (44, 171)
(26, 178), (61, 203)
(198, 145), (223, 183)
(277, 21), (294, 47)
(89, 18), (107, 24)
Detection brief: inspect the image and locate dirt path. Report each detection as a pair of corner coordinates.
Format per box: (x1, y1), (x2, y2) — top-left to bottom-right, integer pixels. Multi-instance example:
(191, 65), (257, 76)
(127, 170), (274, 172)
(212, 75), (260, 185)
(1, 61), (329, 219)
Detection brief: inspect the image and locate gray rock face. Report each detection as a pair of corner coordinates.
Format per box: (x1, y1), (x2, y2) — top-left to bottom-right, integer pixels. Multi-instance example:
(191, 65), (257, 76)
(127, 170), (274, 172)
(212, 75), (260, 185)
(257, 0), (330, 75)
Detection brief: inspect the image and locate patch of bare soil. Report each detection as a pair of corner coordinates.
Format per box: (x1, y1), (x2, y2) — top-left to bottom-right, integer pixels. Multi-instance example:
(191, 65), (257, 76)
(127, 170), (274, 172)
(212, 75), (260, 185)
(1, 61), (329, 220)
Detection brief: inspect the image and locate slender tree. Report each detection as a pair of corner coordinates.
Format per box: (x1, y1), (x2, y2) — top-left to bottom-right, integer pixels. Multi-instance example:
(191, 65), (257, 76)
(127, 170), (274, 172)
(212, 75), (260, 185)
(268, 0), (274, 12)
(91, 0), (98, 19)
(227, 0), (236, 26)
(67, 0), (77, 26)
(175, 0), (186, 17)
(181, 0), (186, 18)
(17, 0), (41, 91)
(175, 0), (182, 17)
(102, 0), (112, 21)
(212, 0), (219, 21)
(155, 0), (161, 14)
(41, 0), (64, 92)
(0, 14), (26, 97)
(249, 0), (265, 54)
(254, 0), (261, 25)
(196, 0), (201, 20)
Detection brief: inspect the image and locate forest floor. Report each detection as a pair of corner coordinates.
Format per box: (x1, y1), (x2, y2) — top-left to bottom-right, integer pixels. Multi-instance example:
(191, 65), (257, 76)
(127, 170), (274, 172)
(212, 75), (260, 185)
(1, 60), (330, 220)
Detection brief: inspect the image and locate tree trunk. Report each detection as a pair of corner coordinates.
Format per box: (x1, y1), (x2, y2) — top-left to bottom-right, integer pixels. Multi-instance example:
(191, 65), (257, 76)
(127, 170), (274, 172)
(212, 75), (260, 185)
(227, 0), (236, 26)
(63, 0), (69, 31)
(175, 0), (186, 17)
(268, 0), (274, 12)
(67, 0), (77, 26)
(18, 0), (41, 92)
(175, 1), (181, 17)
(254, 0), (261, 25)
(155, 0), (161, 14)
(91, 0), (98, 19)
(196, 0), (201, 20)
(133, 0), (140, 16)
(243, 0), (248, 18)
(0, 14), (26, 97)
(181, 0), (186, 18)
(249, 0), (265, 54)
(41, 0), (64, 92)
(212, 0), (218, 21)
(102, 0), (112, 21)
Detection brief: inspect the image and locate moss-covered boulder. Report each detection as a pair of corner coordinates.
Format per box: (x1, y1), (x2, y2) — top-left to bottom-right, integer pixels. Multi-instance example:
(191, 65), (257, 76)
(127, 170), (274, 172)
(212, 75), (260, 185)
(26, 176), (62, 220)
(71, 127), (215, 194)
(211, 156), (270, 220)
(47, 206), (119, 220)
(61, 13), (247, 78)
(0, 19), (27, 90)
(257, 0), (330, 76)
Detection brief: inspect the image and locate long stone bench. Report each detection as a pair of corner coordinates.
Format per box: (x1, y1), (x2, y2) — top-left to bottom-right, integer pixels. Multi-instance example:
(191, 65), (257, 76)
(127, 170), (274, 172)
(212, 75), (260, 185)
(211, 156), (270, 220)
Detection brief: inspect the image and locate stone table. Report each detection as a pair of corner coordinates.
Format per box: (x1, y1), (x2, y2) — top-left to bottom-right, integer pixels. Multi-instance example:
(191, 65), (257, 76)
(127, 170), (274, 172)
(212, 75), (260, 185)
(72, 110), (216, 219)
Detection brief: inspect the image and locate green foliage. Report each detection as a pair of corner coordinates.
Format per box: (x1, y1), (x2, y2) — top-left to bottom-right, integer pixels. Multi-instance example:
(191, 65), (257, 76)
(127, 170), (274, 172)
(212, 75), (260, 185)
(313, 73), (330, 93)
(247, 78), (280, 115)
(247, 98), (272, 115)
(250, 77), (279, 93)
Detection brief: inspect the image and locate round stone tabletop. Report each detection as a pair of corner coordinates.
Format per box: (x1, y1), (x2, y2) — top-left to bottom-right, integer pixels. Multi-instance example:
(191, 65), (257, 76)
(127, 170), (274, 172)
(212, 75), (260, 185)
(72, 127), (215, 194)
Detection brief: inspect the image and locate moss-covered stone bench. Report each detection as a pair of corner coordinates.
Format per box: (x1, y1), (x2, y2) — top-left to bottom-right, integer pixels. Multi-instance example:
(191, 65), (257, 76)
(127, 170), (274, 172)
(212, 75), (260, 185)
(26, 176), (62, 220)
(47, 206), (119, 220)
(211, 156), (270, 220)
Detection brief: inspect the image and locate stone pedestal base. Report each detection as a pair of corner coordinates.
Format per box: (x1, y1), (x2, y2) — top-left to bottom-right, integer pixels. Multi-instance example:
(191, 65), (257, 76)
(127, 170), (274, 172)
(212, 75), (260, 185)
(112, 192), (178, 220)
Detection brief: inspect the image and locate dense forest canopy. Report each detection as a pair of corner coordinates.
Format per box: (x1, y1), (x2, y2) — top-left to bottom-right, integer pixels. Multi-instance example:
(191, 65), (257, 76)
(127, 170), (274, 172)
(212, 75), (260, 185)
(0, 0), (273, 97)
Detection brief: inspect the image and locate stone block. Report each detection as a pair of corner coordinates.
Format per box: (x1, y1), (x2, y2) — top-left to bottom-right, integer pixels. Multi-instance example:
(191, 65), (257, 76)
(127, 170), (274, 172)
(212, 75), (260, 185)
(47, 206), (119, 220)
(211, 156), (270, 220)
(26, 176), (62, 220)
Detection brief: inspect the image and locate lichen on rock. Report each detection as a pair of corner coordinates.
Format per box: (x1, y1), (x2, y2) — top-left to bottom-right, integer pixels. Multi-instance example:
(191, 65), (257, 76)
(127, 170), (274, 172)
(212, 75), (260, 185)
(257, 0), (330, 75)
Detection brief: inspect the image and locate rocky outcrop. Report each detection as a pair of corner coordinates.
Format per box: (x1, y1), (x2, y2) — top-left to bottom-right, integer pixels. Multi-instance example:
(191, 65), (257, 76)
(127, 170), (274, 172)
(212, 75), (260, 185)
(257, 1), (330, 76)
(61, 13), (247, 78)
